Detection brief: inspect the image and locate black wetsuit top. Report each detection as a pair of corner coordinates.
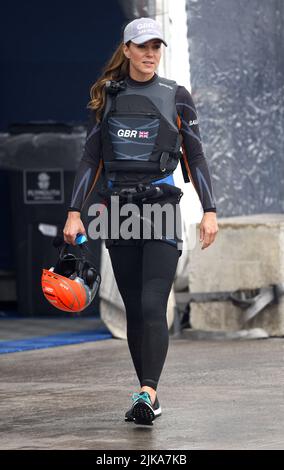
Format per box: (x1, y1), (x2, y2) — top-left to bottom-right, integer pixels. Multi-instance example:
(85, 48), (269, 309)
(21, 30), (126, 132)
(69, 73), (216, 213)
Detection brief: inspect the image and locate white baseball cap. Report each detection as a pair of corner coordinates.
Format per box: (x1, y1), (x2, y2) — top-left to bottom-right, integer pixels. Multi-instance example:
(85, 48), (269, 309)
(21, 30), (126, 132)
(123, 17), (167, 47)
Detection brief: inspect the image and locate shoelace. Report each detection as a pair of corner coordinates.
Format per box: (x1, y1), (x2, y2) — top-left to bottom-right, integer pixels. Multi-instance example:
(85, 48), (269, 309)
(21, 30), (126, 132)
(131, 392), (152, 406)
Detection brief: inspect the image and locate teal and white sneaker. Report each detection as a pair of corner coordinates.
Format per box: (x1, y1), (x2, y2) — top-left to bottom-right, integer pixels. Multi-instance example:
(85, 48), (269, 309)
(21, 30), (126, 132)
(125, 391), (161, 426)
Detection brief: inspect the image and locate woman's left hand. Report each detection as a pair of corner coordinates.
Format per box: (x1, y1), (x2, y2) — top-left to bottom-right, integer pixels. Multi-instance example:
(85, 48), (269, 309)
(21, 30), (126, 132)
(199, 212), (218, 250)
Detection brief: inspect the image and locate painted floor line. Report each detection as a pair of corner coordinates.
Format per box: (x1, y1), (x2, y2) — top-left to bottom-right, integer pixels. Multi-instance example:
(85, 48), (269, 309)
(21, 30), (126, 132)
(0, 329), (112, 354)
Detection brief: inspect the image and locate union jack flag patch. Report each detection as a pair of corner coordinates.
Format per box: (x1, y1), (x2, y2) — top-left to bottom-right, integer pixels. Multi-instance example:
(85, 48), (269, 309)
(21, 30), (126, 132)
(139, 131), (149, 138)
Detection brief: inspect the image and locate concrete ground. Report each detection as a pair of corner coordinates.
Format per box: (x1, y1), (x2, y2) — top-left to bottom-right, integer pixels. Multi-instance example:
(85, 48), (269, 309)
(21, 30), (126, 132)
(0, 333), (283, 450)
(0, 316), (105, 341)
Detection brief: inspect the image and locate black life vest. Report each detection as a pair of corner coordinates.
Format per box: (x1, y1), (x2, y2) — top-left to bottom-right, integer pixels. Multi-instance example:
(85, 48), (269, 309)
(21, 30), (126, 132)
(101, 76), (182, 186)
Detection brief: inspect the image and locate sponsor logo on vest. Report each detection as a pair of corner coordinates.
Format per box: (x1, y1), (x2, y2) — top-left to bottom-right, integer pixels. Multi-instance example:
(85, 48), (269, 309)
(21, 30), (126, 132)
(189, 119), (198, 126)
(117, 129), (149, 138)
(158, 82), (173, 90)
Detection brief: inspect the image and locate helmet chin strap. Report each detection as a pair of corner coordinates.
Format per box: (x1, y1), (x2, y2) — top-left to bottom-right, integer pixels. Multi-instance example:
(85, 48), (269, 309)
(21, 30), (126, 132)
(76, 244), (89, 279)
(54, 243), (84, 278)
(58, 243), (95, 285)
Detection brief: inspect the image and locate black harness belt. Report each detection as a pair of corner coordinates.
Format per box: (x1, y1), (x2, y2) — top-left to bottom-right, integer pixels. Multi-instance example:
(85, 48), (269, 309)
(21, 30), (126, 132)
(98, 183), (183, 203)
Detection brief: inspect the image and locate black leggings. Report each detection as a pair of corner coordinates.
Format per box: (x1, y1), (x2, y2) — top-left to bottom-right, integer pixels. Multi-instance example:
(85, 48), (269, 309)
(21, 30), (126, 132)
(108, 240), (179, 391)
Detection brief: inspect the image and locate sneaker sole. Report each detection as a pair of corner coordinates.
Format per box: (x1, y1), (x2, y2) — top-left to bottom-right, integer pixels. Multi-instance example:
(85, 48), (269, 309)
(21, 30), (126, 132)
(125, 407), (162, 422)
(125, 414), (134, 422)
(132, 400), (155, 426)
(125, 413), (162, 422)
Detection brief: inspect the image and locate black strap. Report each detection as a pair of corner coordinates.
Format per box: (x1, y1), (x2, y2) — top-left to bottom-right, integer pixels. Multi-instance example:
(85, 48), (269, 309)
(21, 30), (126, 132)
(159, 152), (170, 172)
(109, 93), (117, 113)
(180, 156), (190, 183)
(98, 184), (162, 203)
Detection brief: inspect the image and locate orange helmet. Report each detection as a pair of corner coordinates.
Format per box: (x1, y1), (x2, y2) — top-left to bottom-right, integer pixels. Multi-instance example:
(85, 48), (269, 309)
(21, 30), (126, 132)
(41, 242), (100, 313)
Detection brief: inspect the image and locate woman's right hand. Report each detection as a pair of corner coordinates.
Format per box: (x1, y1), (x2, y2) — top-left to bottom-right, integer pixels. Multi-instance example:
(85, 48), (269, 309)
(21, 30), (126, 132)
(63, 211), (87, 246)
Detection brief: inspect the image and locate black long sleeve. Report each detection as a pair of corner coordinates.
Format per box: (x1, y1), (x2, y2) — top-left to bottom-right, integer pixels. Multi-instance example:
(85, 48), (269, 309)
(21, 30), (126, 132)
(175, 86), (217, 213)
(69, 111), (103, 211)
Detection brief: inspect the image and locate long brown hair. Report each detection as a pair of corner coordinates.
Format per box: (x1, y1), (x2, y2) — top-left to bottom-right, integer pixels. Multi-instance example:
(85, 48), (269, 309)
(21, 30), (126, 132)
(87, 42), (130, 122)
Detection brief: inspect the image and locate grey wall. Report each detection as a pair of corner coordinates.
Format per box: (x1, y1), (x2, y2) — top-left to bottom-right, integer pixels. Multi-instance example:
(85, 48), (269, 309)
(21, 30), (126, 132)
(186, 0), (284, 216)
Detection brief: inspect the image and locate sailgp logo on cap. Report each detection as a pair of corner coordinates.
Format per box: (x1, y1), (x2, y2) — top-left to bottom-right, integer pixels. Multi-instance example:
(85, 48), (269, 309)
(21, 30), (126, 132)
(137, 22), (156, 30)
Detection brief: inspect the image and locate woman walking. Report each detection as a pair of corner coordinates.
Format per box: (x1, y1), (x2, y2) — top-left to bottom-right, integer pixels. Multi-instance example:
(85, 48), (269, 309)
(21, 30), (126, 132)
(63, 17), (218, 426)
